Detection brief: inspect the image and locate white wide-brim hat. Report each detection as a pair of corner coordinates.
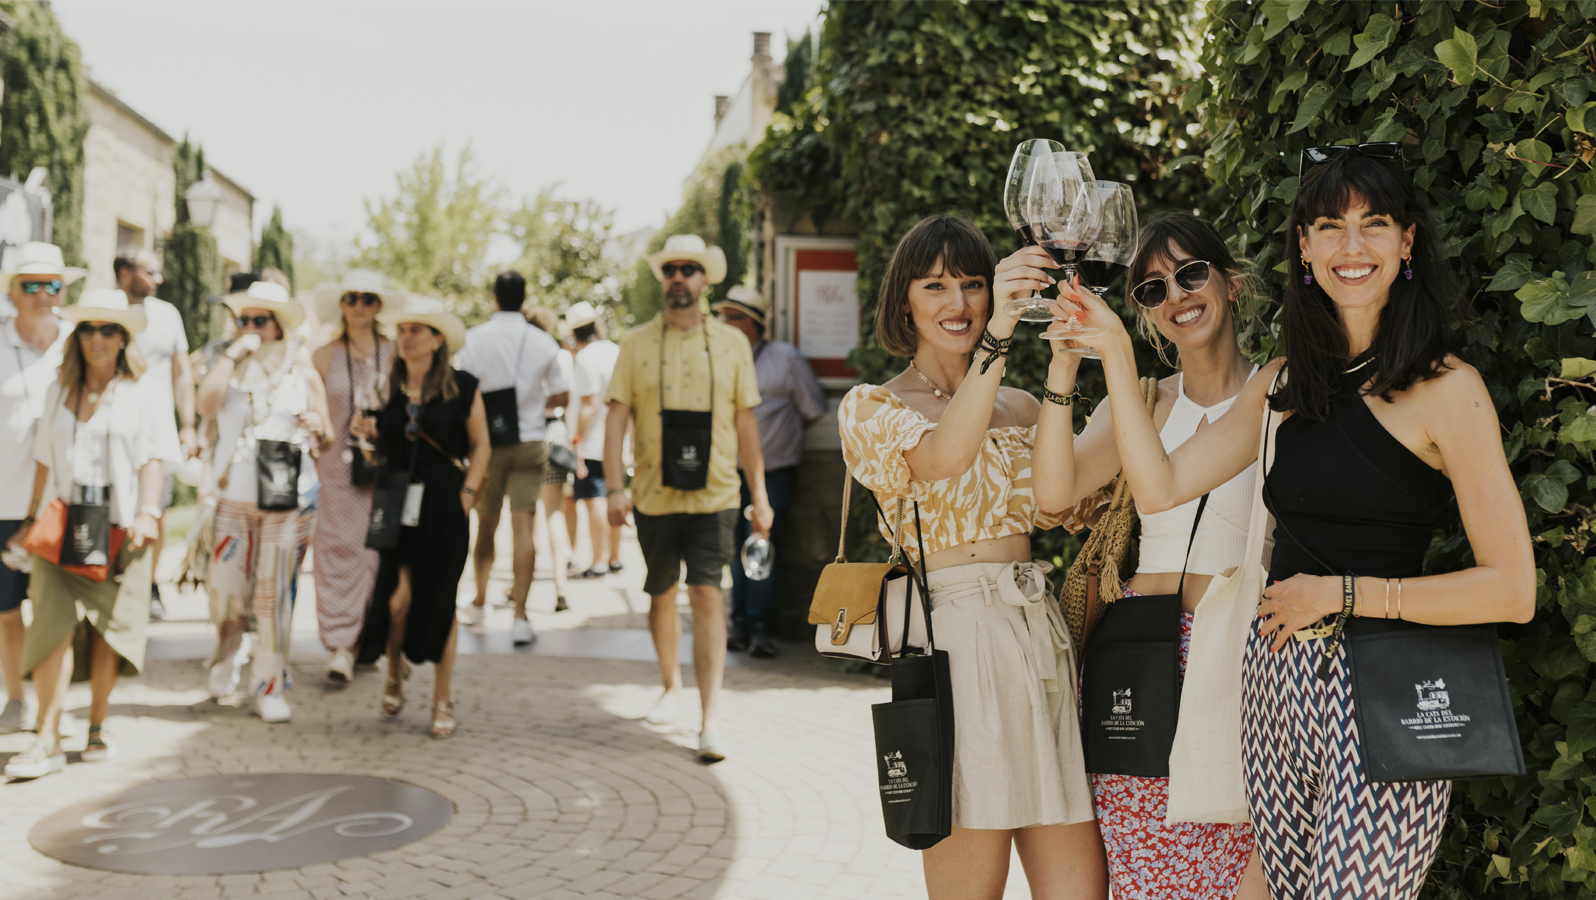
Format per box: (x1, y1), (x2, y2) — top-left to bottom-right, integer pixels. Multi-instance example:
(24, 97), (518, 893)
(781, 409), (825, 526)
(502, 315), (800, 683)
(647, 234), (726, 285)
(564, 300), (600, 330)
(1, 241), (87, 285)
(59, 288), (146, 335)
(379, 295), (466, 353)
(713, 284), (769, 324)
(312, 268), (407, 322)
(222, 280), (306, 332)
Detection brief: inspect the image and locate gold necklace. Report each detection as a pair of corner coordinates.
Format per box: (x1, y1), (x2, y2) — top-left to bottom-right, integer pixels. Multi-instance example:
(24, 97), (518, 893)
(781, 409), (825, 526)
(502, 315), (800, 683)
(909, 360), (950, 400)
(401, 383), (423, 401)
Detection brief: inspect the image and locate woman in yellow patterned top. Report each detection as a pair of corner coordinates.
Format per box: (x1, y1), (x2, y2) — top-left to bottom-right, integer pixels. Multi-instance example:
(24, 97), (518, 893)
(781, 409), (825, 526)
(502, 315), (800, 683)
(838, 215), (1109, 899)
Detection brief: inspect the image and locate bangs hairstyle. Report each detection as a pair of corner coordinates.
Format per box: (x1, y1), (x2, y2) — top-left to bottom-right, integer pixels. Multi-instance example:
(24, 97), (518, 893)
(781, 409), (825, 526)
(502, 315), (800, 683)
(1273, 151), (1463, 421)
(1125, 211), (1263, 362)
(875, 214), (996, 358)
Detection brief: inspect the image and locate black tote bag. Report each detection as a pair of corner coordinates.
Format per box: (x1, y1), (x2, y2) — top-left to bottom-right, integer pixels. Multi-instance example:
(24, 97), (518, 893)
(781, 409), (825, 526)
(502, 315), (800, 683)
(658, 320), (714, 491)
(483, 327), (528, 447)
(364, 443), (418, 552)
(62, 484), (112, 568)
(870, 503), (953, 850)
(256, 439), (302, 511)
(1082, 495), (1208, 777)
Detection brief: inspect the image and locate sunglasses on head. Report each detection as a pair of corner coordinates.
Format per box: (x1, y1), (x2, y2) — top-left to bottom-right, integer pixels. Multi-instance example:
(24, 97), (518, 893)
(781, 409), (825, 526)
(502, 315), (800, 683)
(1130, 259), (1212, 309)
(406, 401), (422, 441)
(342, 291), (381, 307)
(75, 322), (124, 339)
(21, 279), (63, 295)
(1299, 142), (1404, 176)
(237, 314), (275, 329)
(660, 263), (702, 278)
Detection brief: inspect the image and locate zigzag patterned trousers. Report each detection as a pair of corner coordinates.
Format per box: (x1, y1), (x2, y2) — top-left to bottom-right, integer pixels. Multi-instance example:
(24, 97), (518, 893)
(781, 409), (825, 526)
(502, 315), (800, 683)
(1241, 620), (1451, 900)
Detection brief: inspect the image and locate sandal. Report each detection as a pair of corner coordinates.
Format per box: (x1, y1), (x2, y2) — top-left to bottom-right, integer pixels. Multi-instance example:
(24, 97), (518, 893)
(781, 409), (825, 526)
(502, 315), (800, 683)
(430, 701), (456, 739)
(380, 660), (411, 720)
(554, 595), (569, 612)
(83, 724), (116, 762)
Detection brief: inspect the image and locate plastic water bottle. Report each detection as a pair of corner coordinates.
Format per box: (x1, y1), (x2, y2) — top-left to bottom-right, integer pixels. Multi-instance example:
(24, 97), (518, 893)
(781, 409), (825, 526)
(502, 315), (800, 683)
(740, 505), (774, 580)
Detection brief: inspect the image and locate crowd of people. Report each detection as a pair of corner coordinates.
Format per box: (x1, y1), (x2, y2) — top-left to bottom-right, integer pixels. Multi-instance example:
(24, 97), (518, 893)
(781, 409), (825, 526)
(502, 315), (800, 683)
(0, 236), (816, 767)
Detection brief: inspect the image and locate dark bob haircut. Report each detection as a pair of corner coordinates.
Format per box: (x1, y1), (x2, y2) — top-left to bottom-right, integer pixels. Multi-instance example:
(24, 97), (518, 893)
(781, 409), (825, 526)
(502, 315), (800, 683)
(875, 214), (996, 358)
(1126, 211), (1261, 357)
(1274, 151), (1463, 421)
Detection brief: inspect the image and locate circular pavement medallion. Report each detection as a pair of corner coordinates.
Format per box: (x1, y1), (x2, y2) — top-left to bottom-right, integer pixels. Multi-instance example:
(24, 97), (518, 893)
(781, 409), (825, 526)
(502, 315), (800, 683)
(29, 773), (454, 874)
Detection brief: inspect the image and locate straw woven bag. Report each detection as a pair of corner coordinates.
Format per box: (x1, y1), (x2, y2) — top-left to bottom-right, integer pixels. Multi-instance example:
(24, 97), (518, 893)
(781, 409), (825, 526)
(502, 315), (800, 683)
(1059, 376), (1159, 650)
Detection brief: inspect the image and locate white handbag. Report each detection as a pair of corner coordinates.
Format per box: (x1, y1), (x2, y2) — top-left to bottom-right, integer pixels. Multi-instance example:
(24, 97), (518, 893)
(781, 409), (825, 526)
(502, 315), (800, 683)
(807, 468), (929, 662)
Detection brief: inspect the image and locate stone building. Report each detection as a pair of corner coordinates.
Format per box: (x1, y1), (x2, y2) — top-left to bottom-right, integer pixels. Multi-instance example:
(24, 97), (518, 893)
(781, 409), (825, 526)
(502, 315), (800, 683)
(80, 79), (254, 289)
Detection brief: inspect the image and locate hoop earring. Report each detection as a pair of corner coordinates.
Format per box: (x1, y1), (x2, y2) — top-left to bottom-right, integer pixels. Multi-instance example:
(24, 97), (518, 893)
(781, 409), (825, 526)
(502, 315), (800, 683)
(1300, 256), (1313, 286)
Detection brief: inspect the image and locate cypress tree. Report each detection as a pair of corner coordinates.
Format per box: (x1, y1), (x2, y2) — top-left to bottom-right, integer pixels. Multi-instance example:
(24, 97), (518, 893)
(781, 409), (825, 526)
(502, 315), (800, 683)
(254, 205), (294, 290)
(163, 136), (223, 348)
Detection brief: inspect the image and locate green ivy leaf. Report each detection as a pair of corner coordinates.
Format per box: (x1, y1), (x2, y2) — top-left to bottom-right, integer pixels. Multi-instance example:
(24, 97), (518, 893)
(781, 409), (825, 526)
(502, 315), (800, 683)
(1563, 358), (1596, 378)
(1537, 636), (1588, 680)
(1524, 471), (1570, 512)
(1323, 28), (1351, 58)
(1435, 27), (1479, 84)
(1490, 253), (1536, 291)
(1548, 459), (1583, 485)
(1568, 101), (1596, 135)
(1534, 802), (1582, 838)
(1289, 81), (1335, 134)
(1563, 410), (1596, 445)
(1347, 14), (1398, 71)
(1523, 182), (1560, 225)
(1569, 711), (1596, 756)
(1572, 195), (1596, 235)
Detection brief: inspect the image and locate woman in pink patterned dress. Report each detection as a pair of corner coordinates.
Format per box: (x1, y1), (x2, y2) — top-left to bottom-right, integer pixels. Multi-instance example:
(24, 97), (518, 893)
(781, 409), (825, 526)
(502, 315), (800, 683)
(1032, 213), (1267, 899)
(310, 271), (403, 683)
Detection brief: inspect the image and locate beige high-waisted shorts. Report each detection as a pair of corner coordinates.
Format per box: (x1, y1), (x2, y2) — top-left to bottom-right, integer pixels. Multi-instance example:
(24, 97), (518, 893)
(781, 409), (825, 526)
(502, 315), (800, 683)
(927, 560), (1094, 830)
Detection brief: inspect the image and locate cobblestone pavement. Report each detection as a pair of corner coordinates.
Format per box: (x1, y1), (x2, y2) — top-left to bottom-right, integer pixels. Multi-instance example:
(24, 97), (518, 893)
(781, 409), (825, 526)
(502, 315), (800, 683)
(0, 509), (1038, 899)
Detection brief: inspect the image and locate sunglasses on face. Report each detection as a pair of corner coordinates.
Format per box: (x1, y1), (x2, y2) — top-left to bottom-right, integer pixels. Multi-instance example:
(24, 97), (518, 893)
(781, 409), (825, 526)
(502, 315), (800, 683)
(342, 292), (381, 307)
(718, 309), (749, 323)
(1130, 260), (1212, 309)
(75, 322), (124, 339)
(1299, 142), (1404, 176)
(237, 315), (275, 329)
(660, 263), (702, 278)
(21, 280), (63, 295)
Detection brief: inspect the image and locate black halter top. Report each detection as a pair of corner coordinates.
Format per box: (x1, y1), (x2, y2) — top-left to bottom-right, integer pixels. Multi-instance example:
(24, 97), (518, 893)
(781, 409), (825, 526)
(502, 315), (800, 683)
(1265, 354), (1452, 581)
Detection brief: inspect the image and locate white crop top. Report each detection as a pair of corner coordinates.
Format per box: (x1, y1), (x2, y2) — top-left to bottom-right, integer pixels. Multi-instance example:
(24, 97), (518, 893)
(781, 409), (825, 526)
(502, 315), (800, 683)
(1136, 368), (1259, 576)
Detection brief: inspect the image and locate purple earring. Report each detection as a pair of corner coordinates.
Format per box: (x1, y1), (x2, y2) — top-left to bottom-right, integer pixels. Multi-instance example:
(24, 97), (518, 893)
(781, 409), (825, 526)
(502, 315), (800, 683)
(1301, 257), (1313, 286)
(1403, 258), (1413, 281)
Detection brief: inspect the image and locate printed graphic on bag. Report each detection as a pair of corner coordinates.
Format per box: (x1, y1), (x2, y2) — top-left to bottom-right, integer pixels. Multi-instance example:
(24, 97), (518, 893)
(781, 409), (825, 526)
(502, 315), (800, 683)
(884, 751), (907, 779)
(1100, 686), (1146, 737)
(1401, 678), (1472, 738)
(880, 749), (918, 802)
(1111, 688), (1132, 716)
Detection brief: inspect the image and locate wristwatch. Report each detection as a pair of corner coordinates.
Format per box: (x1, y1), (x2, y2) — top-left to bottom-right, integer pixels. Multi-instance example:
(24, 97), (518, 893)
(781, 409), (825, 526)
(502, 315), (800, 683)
(140, 505), (164, 521)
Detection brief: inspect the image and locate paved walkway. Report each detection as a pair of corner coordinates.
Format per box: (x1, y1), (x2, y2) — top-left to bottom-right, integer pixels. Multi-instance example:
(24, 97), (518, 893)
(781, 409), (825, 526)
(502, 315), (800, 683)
(0, 505), (1039, 899)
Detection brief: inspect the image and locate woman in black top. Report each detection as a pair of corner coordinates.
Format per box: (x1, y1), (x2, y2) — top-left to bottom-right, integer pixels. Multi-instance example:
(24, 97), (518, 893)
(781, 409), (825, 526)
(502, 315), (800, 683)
(355, 297), (490, 738)
(1058, 151), (1534, 899)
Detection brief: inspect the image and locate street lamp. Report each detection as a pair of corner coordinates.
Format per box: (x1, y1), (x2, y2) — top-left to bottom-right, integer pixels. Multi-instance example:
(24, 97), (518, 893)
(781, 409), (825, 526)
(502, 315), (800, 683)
(184, 173), (223, 228)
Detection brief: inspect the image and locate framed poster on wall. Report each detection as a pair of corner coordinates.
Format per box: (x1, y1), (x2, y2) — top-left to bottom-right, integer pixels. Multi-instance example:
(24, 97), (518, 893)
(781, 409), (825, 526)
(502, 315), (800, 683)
(773, 235), (860, 388)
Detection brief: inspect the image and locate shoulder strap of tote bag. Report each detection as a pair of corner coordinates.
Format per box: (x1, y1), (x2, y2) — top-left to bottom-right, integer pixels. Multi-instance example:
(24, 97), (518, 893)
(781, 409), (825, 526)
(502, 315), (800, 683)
(837, 463), (905, 565)
(1079, 374), (1161, 640)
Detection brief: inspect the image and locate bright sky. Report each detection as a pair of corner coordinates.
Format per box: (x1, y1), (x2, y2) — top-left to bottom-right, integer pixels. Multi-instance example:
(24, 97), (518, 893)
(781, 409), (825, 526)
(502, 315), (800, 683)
(53, 0), (823, 253)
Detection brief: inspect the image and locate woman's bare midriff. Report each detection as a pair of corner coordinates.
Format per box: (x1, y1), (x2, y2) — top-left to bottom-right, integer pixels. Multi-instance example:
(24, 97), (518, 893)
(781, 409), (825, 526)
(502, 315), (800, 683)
(1126, 571), (1217, 614)
(922, 533), (1034, 573)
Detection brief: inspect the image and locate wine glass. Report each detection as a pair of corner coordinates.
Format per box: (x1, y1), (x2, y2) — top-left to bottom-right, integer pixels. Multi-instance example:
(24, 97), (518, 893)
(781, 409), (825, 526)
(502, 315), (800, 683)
(1002, 139), (1065, 321)
(1078, 182), (1138, 298)
(1035, 152), (1107, 346)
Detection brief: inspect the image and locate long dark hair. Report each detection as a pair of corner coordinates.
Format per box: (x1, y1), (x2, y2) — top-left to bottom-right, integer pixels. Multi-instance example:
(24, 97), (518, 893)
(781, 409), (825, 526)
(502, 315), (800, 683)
(1272, 152), (1463, 420)
(388, 332), (458, 404)
(874, 214), (997, 358)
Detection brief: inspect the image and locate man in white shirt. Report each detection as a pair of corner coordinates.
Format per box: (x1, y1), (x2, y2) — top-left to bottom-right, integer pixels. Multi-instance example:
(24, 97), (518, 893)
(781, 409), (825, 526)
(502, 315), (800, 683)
(115, 249), (196, 620)
(565, 301), (624, 578)
(0, 242), (75, 733)
(455, 271), (569, 645)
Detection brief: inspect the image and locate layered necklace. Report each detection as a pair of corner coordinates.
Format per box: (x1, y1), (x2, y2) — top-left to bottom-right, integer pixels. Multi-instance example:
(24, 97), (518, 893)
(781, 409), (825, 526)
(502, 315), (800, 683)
(909, 360), (952, 400)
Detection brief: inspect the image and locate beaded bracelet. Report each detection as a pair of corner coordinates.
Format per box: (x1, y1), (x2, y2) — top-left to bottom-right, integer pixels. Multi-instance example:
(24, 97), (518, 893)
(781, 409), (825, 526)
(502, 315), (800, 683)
(976, 329), (1012, 375)
(1043, 386), (1087, 407)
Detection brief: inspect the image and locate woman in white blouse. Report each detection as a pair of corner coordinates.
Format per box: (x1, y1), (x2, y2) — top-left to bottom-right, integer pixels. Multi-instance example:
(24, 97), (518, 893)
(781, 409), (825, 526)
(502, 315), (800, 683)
(3, 289), (172, 779)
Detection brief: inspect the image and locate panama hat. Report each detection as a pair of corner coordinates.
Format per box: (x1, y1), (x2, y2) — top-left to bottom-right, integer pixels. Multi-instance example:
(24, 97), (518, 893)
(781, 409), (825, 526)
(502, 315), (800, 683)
(59, 288), (146, 335)
(222, 280), (306, 332)
(564, 300), (600, 330)
(1, 242), (87, 285)
(312, 269), (406, 322)
(714, 284), (769, 325)
(646, 234), (726, 286)
(380, 295), (466, 352)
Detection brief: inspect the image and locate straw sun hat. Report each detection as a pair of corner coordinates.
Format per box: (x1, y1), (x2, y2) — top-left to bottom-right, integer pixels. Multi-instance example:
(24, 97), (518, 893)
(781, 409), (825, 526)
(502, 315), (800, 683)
(59, 288), (147, 335)
(646, 234), (726, 285)
(1, 241), (88, 285)
(222, 280), (305, 332)
(311, 269), (407, 322)
(379, 295), (466, 352)
(563, 300), (600, 330)
(713, 284), (769, 325)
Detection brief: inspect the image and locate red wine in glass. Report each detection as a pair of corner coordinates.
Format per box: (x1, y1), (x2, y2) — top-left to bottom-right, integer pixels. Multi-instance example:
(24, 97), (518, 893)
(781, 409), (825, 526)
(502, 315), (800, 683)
(1038, 239), (1090, 267)
(1078, 259), (1128, 295)
(1015, 223), (1035, 246)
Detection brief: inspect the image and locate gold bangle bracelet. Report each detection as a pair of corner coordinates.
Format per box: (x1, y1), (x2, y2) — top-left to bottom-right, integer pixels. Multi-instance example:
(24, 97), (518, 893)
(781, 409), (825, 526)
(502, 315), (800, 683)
(1384, 577), (1392, 619)
(1396, 577), (1403, 620)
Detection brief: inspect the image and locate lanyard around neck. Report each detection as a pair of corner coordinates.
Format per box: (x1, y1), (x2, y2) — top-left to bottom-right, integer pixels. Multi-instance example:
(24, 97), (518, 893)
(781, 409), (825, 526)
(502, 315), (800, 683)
(659, 317), (713, 415)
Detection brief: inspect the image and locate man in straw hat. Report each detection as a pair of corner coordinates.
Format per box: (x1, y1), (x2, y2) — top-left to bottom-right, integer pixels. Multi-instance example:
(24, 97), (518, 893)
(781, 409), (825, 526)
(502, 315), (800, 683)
(712, 284), (826, 660)
(115, 248), (196, 621)
(604, 234), (773, 763)
(0, 242), (81, 733)
(455, 271), (568, 646)
(564, 300), (623, 579)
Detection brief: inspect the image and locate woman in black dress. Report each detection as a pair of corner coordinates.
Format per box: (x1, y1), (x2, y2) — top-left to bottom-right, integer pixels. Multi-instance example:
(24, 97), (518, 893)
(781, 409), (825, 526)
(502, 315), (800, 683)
(355, 297), (490, 738)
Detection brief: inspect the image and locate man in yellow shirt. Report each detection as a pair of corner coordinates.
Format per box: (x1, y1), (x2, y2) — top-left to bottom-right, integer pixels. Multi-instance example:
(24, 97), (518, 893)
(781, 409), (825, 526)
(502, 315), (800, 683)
(605, 234), (774, 764)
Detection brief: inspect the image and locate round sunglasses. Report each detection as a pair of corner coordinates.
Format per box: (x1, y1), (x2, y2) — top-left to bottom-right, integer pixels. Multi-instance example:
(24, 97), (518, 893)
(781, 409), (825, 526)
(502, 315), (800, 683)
(342, 292), (381, 307)
(1130, 260), (1212, 309)
(237, 314), (276, 329)
(20, 279), (63, 295)
(659, 263), (702, 278)
(74, 322), (125, 338)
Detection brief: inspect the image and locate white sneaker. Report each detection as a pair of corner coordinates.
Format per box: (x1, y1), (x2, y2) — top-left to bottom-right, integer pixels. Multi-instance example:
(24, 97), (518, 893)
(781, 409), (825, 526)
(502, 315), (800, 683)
(208, 633), (251, 699)
(326, 648), (354, 683)
(255, 683), (291, 724)
(5, 739), (64, 779)
(698, 730), (727, 763)
(0, 698), (25, 734)
(511, 617), (536, 646)
(644, 690), (679, 726)
(459, 603), (486, 628)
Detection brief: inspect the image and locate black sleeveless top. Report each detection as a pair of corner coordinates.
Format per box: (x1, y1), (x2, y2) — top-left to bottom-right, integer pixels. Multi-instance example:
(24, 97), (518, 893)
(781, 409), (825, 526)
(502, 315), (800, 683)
(377, 370), (478, 479)
(1265, 355), (1451, 581)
